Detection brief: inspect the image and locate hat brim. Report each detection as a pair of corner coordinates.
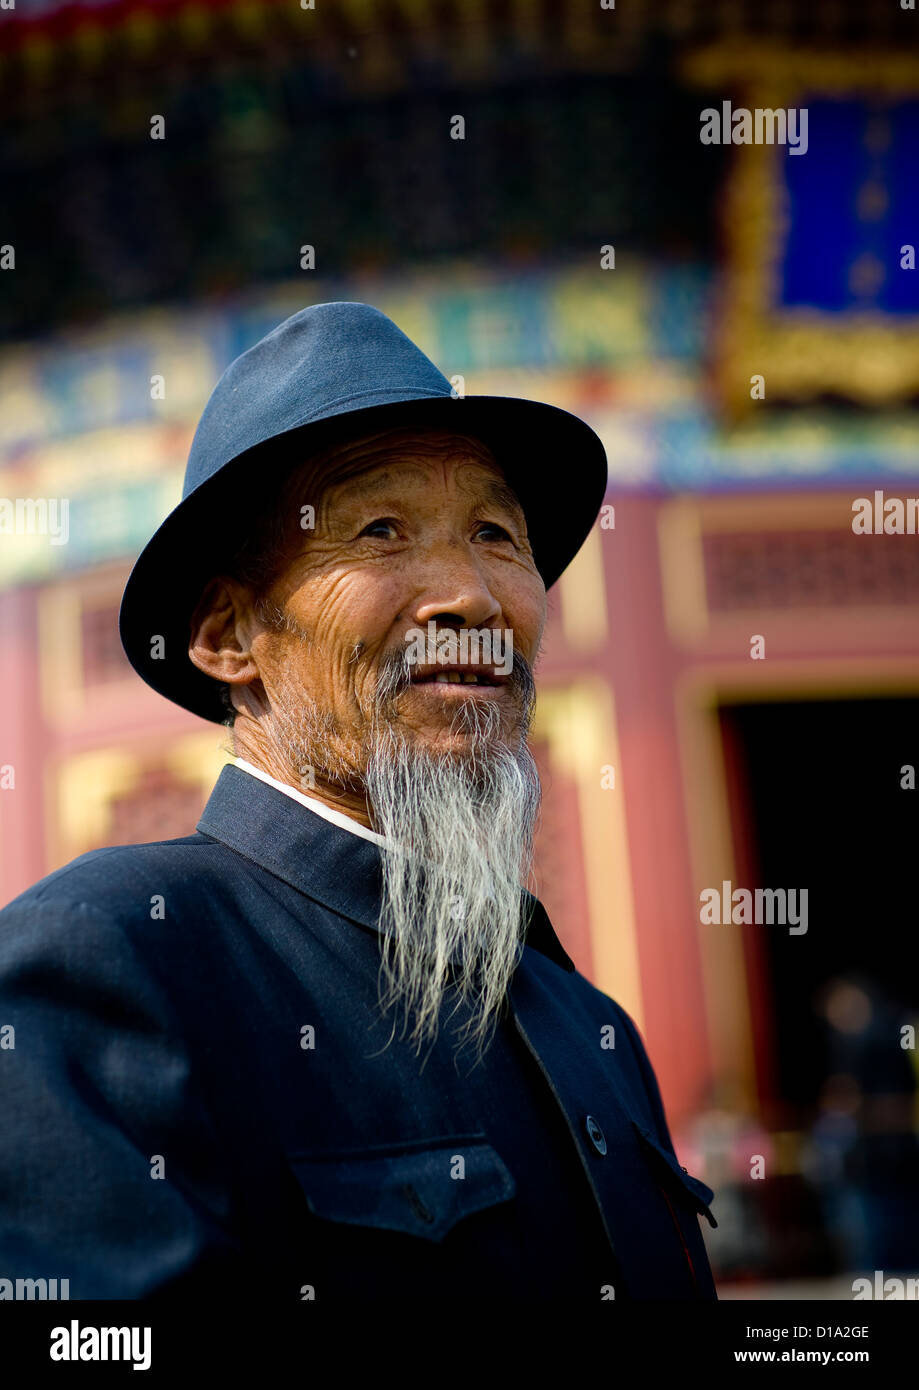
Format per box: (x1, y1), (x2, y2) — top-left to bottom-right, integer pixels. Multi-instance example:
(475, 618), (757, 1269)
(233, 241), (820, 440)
(119, 394), (608, 723)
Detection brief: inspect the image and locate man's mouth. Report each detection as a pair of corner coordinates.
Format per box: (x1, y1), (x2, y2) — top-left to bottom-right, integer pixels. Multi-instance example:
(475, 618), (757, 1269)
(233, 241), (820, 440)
(409, 665), (509, 693)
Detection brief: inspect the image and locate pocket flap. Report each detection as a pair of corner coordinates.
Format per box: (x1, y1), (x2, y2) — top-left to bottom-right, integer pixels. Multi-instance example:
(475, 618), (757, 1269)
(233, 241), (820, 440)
(631, 1120), (718, 1227)
(289, 1136), (516, 1244)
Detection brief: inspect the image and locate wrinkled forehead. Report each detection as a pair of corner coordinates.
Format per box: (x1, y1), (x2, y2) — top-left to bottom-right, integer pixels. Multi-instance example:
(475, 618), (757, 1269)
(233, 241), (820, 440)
(292, 427), (524, 517)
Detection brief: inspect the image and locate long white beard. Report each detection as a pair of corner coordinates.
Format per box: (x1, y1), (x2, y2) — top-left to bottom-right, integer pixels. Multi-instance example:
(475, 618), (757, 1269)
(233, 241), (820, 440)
(364, 689), (541, 1065)
(257, 632), (541, 1065)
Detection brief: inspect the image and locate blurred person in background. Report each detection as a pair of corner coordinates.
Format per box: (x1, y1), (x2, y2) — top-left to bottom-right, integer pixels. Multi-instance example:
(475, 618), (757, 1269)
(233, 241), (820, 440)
(809, 975), (919, 1274)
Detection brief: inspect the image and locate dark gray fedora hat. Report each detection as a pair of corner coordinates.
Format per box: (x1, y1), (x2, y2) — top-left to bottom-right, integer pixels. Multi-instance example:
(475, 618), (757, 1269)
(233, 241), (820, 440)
(119, 300), (608, 723)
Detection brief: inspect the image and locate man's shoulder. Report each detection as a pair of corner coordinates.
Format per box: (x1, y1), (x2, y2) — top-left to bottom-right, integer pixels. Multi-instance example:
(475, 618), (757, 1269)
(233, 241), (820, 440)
(531, 945), (645, 1037)
(0, 832), (267, 1011)
(0, 832), (230, 935)
(540, 958), (667, 1107)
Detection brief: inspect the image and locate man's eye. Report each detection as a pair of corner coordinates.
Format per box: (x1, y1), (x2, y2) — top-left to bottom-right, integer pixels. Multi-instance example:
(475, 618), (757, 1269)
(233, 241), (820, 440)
(359, 518), (399, 538)
(475, 523), (513, 542)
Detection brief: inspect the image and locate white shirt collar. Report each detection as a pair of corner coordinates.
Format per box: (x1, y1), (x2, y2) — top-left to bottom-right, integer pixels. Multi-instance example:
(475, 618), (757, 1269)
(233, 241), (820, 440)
(232, 757), (392, 849)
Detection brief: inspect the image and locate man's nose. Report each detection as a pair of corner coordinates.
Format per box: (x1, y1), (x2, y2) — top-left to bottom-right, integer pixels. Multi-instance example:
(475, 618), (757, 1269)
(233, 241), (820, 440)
(411, 542), (502, 632)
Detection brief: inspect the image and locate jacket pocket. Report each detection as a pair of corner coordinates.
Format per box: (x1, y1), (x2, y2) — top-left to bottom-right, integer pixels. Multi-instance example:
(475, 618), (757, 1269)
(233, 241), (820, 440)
(287, 1134), (516, 1244)
(630, 1120), (717, 1228)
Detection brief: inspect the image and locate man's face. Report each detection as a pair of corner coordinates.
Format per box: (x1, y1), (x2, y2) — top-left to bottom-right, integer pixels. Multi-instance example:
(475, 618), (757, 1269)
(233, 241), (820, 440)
(251, 427), (546, 772)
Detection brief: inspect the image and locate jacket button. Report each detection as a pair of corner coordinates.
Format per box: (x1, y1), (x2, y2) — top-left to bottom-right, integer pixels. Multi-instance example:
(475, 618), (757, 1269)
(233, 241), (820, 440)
(585, 1115), (607, 1155)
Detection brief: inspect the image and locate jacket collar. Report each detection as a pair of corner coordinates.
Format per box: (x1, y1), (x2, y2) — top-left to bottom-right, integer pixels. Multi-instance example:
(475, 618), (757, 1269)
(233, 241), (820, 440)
(197, 763), (575, 973)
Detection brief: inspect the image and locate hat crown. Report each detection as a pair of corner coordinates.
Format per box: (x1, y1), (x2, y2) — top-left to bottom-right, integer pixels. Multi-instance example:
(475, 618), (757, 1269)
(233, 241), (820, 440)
(184, 301), (453, 499)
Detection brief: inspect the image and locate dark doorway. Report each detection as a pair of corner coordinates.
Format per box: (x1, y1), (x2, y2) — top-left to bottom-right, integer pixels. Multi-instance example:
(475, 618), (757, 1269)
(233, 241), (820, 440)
(720, 696), (919, 1117)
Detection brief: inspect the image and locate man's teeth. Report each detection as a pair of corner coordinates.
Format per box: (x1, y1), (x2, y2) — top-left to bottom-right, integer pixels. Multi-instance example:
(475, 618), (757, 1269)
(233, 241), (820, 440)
(432, 672), (487, 684)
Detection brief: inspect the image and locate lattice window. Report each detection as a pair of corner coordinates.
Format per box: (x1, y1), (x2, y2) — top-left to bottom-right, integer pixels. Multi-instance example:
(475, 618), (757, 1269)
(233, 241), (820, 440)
(703, 530), (919, 612)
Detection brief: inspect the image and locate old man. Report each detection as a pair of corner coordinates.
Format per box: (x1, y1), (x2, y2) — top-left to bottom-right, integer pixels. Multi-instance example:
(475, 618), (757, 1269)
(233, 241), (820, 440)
(0, 303), (716, 1301)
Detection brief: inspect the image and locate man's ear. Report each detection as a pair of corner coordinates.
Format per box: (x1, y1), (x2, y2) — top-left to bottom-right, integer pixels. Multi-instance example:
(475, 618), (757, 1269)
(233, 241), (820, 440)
(188, 576), (262, 689)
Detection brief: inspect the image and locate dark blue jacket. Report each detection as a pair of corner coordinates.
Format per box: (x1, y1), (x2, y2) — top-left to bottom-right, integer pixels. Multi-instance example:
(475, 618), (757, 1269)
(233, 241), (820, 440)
(0, 764), (717, 1301)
